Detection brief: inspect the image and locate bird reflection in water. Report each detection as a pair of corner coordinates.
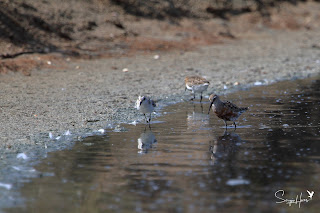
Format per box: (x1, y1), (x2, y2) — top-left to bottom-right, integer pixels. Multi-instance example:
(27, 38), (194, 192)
(187, 106), (209, 130)
(137, 127), (157, 154)
(209, 130), (241, 165)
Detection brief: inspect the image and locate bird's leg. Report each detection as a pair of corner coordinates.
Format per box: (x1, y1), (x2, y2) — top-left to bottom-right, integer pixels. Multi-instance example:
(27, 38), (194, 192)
(193, 93), (196, 100)
(233, 122), (237, 130)
(148, 113), (152, 128)
(200, 92), (203, 103)
(224, 120), (228, 129)
(223, 129), (227, 135)
(144, 114), (148, 123)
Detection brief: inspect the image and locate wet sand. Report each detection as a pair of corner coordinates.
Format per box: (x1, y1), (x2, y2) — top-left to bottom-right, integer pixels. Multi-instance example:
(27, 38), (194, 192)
(0, 29), (320, 155)
(0, 28), (320, 209)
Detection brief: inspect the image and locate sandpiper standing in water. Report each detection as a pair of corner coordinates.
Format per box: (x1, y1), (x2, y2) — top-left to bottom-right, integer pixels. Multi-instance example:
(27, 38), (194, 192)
(208, 94), (248, 129)
(136, 96), (156, 123)
(185, 76), (210, 102)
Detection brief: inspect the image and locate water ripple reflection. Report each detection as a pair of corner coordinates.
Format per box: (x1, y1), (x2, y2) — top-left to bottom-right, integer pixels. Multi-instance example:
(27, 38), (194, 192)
(6, 77), (320, 213)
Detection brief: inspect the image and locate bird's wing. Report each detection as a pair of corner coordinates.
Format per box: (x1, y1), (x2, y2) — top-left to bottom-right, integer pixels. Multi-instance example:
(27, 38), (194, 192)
(224, 101), (247, 113)
(150, 99), (156, 107)
(186, 76), (209, 85)
(193, 76), (209, 85)
(224, 101), (238, 110)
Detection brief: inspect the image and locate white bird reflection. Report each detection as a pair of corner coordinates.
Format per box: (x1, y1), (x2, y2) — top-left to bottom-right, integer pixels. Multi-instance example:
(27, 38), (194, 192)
(137, 128), (157, 154)
(187, 108), (209, 130)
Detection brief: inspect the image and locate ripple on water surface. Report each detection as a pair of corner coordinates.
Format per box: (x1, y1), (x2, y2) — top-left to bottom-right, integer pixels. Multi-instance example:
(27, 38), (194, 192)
(5, 77), (320, 213)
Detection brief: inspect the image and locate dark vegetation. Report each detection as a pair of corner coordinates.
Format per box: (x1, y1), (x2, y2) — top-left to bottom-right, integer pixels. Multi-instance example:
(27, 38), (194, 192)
(111, 0), (306, 19)
(0, 0), (319, 74)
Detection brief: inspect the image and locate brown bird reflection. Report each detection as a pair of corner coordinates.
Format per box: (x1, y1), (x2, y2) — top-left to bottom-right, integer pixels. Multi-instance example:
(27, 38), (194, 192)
(209, 130), (241, 165)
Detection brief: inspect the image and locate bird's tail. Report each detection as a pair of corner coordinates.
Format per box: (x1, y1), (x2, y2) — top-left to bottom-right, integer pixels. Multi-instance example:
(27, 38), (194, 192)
(240, 107), (248, 112)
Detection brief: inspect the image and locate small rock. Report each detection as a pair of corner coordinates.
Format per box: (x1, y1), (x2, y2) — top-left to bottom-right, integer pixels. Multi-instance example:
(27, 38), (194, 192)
(226, 179), (250, 186)
(17, 153), (28, 160)
(0, 183), (12, 190)
(113, 125), (127, 132)
(283, 124), (289, 128)
(129, 121), (137, 126)
(49, 132), (54, 139)
(98, 129), (105, 133)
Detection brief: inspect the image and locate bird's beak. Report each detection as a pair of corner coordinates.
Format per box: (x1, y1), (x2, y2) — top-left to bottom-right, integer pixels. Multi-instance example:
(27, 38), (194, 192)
(208, 101), (213, 114)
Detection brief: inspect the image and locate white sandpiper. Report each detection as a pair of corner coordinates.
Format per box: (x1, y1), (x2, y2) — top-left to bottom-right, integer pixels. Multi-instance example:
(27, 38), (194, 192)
(136, 96), (156, 123)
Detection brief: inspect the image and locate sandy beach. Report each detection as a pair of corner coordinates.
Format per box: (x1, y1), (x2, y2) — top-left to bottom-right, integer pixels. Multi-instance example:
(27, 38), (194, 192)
(1, 1), (320, 211)
(0, 28), (320, 156)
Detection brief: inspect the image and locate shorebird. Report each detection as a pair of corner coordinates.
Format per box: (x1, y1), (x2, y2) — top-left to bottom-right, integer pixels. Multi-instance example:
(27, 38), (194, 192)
(208, 94), (248, 129)
(185, 76), (210, 102)
(136, 96), (156, 123)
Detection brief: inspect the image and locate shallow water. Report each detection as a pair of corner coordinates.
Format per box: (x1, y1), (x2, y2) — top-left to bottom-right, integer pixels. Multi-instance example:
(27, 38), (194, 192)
(5, 77), (320, 213)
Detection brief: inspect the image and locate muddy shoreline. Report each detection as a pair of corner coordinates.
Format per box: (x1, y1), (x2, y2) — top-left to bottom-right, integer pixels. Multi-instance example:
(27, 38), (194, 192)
(1, 29), (320, 153)
(0, 28), (320, 209)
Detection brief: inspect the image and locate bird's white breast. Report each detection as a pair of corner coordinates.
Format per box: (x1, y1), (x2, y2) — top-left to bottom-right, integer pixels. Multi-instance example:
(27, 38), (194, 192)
(138, 100), (154, 114)
(186, 83), (209, 93)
